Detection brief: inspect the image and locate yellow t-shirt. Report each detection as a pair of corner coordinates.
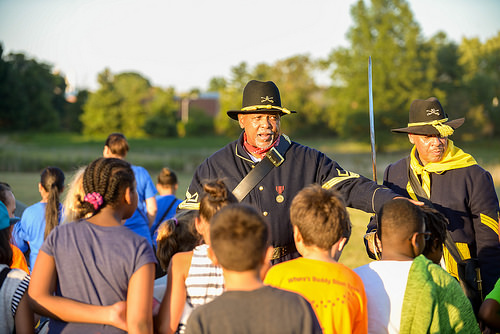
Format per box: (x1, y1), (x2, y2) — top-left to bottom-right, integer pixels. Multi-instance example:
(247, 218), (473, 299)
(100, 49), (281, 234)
(264, 257), (367, 334)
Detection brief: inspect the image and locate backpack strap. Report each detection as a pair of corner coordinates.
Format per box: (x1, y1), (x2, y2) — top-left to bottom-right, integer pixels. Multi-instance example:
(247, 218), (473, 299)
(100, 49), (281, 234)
(0, 267), (11, 289)
(232, 134), (291, 202)
(158, 198), (178, 224)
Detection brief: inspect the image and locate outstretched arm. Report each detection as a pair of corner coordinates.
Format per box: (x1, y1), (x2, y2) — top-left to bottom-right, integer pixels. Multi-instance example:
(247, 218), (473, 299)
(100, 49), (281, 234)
(127, 262), (155, 334)
(156, 252), (191, 334)
(28, 250), (128, 331)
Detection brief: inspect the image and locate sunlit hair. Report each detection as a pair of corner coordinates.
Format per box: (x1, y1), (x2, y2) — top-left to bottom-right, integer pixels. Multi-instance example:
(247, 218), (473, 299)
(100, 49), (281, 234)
(156, 210), (200, 271)
(210, 203), (269, 272)
(80, 157), (135, 217)
(198, 180), (238, 222)
(290, 184), (351, 250)
(62, 167), (89, 224)
(105, 133), (129, 158)
(40, 167), (65, 239)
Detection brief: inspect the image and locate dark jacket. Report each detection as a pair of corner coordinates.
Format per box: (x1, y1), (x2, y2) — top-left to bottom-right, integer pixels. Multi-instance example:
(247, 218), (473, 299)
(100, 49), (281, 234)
(384, 155), (500, 294)
(181, 133), (397, 259)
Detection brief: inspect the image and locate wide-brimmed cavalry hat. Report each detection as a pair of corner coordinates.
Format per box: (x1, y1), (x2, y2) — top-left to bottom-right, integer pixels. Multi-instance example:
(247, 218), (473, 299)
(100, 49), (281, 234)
(391, 97), (464, 137)
(227, 80), (296, 120)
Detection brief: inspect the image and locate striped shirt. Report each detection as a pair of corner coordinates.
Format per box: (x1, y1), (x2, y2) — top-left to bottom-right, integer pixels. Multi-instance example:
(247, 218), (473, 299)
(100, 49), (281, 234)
(185, 244), (224, 308)
(11, 274), (30, 315)
(0, 265), (30, 334)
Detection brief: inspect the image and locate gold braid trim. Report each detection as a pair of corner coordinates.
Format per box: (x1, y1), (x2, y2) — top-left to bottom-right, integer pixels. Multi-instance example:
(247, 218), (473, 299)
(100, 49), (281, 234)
(241, 105), (291, 115)
(407, 118), (454, 137)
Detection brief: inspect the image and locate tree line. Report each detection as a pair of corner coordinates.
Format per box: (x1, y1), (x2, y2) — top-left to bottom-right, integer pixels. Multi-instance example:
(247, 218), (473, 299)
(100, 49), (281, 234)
(1, 0), (499, 148)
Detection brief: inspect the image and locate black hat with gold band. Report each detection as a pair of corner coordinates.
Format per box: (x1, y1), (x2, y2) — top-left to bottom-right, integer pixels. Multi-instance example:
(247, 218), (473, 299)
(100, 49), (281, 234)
(391, 97), (464, 137)
(227, 80), (296, 120)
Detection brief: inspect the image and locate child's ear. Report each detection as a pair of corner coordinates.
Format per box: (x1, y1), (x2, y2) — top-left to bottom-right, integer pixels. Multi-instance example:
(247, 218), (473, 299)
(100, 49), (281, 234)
(337, 237), (348, 252)
(293, 225), (302, 244)
(207, 246), (219, 266)
(103, 145), (110, 157)
(410, 232), (423, 257)
(124, 187), (132, 204)
(331, 237), (348, 261)
(194, 216), (204, 234)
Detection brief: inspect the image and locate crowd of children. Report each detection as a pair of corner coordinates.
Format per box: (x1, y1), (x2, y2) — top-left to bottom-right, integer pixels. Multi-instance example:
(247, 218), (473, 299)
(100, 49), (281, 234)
(1, 133), (499, 333)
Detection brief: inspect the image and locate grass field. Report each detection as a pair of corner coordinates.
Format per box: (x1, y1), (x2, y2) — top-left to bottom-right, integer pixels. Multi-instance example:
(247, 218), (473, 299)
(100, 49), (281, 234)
(1, 133), (499, 269)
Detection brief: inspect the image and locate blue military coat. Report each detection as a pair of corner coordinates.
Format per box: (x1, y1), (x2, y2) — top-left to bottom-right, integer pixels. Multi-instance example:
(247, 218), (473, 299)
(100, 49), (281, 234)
(181, 133), (397, 260)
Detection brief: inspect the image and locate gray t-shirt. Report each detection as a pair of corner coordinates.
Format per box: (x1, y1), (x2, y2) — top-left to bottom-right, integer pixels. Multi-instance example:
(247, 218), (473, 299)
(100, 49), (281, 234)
(41, 219), (156, 334)
(185, 285), (322, 334)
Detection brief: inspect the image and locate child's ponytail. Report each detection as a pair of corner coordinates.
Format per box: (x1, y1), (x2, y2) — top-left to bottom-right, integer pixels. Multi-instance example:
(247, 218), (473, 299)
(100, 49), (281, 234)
(199, 180), (238, 222)
(42, 167), (65, 240)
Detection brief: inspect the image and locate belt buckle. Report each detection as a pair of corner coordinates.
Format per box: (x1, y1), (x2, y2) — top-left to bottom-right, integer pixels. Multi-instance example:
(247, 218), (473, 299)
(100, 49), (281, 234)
(266, 147), (284, 167)
(272, 246), (285, 260)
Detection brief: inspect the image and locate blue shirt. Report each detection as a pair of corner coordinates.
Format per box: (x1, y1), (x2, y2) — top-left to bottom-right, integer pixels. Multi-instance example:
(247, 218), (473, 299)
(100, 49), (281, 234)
(150, 194), (181, 247)
(124, 165), (157, 244)
(12, 201), (62, 271)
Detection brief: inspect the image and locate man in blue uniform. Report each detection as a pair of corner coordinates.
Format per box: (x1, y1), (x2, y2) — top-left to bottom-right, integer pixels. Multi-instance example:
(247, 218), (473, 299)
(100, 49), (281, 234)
(179, 80), (399, 263)
(380, 97), (500, 296)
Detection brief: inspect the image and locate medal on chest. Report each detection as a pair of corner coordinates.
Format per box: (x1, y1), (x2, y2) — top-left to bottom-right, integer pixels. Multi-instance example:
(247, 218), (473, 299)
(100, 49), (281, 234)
(275, 186), (285, 203)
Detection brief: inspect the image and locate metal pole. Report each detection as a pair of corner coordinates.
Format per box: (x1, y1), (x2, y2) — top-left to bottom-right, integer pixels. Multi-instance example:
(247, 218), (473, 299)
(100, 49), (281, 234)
(368, 56), (377, 183)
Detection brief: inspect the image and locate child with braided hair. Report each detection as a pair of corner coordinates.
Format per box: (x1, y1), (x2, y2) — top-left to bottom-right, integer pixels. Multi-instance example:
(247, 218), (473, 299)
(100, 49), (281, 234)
(12, 166), (65, 272)
(29, 157), (157, 333)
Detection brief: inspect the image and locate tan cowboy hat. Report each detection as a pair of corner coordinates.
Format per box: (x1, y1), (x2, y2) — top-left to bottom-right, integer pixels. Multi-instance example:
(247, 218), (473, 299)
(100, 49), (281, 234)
(226, 80), (296, 120)
(392, 97), (464, 136)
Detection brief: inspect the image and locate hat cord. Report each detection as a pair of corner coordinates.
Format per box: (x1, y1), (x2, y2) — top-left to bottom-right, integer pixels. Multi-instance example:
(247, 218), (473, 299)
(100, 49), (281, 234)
(241, 105), (291, 115)
(407, 118), (454, 137)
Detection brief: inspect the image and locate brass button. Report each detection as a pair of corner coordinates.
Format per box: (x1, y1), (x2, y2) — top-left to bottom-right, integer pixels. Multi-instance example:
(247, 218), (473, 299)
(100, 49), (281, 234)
(259, 186), (264, 191)
(263, 211), (268, 216)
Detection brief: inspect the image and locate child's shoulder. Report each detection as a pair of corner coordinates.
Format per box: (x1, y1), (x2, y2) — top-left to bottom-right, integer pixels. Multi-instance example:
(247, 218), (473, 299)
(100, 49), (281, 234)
(22, 201), (45, 215)
(171, 250), (194, 272)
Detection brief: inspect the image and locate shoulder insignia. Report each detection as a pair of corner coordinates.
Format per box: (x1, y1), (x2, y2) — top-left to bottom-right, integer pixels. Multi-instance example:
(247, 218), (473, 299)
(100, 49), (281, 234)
(322, 169), (360, 189)
(178, 191), (200, 210)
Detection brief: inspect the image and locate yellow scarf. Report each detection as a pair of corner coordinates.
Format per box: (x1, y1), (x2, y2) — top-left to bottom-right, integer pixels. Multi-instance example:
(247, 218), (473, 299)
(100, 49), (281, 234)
(409, 140), (477, 198)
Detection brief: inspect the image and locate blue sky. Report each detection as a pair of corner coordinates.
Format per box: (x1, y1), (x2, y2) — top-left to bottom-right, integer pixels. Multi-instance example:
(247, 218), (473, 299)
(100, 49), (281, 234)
(1, 0), (499, 92)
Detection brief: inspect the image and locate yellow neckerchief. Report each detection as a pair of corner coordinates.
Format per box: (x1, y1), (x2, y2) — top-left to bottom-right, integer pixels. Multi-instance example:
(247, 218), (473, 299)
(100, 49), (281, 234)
(408, 140), (477, 198)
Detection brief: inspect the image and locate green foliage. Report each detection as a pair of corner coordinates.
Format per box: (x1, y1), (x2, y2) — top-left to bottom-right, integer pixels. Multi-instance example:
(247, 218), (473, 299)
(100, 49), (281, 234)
(81, 69), (179, 138)
(458, 33), (500, 138)
(182, 107), (216, 137)
(326, 0), (438, 148)
(0, 45), (71, 132)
